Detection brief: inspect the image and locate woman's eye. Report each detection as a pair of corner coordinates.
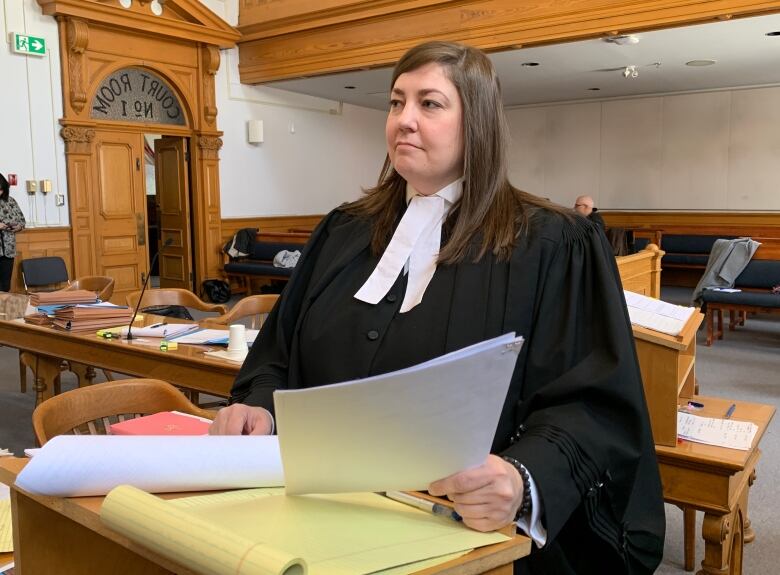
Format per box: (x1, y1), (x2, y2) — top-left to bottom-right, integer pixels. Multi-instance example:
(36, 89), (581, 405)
(389, 99), (402, 109)
(423, 100), (442, 109)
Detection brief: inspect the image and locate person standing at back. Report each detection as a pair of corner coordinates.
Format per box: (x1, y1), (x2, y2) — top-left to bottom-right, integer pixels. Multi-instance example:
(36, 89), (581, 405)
(0, 174), (26, 292)
(211, 41), (664, 574)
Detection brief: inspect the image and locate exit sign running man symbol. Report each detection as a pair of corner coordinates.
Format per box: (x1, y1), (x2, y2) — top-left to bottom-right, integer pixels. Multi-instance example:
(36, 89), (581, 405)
(12, 33), (46, 56)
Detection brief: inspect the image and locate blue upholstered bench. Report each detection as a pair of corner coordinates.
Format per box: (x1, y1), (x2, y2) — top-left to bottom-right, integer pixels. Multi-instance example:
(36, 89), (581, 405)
(700, 259), (780, 345)
(660, 234), (739, 269)
(223, 241), (301, 295)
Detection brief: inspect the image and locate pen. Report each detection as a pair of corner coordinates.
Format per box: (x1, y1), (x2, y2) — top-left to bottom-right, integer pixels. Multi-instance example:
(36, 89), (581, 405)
(383, 491), (462, 522)
(724, 403), (736, 419)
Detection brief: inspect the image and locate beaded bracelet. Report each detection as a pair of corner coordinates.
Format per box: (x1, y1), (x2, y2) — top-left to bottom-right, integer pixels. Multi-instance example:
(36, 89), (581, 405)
(501, 456), (532, 520)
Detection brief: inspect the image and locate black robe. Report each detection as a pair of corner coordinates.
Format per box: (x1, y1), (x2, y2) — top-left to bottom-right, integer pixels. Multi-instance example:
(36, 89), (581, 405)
(231, 206), (665, 574)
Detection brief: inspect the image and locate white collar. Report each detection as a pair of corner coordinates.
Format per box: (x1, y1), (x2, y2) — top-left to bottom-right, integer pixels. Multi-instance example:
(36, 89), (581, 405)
(405, 177), (463, 206)
(354, 177), (464, 313)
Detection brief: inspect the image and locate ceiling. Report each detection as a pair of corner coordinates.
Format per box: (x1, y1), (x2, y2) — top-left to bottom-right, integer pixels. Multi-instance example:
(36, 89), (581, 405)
(268, 13), (780, 110)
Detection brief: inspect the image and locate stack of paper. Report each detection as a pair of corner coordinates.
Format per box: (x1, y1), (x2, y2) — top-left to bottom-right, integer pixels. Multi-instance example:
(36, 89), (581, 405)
(101, 486), (507, 575)
(677, 412), (758, 450)
(51, 302), (133, 332)
(23, 312), (52, 326)
(118, 323), (199, 338)
(624, 290), (696, 336)
(30, 289), (98, 306)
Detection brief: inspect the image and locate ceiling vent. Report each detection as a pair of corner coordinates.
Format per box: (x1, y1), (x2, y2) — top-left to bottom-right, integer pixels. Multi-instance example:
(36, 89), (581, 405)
(603, 35), (640, 46)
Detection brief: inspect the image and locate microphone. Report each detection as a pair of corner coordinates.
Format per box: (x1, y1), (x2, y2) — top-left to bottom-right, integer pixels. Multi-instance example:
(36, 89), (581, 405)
(126, 237), (174, 340)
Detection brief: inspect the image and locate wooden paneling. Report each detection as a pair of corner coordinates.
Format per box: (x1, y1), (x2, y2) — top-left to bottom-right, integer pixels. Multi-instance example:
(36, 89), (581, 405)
(237, 0), (780, 83)
(221, 215), (324, 245)
(601, 211), (780, 238)
(12, 228), (73, 293)
(38, 0), (240, 48)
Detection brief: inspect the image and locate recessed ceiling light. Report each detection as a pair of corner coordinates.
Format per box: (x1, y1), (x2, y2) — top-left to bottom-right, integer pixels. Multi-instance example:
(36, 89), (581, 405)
(766, 31), (780, 36)
(685, 59), (717, 67)
(344, 86), (356, 90)
(587, 88), (601, 91)
(521, 62), (540, 67)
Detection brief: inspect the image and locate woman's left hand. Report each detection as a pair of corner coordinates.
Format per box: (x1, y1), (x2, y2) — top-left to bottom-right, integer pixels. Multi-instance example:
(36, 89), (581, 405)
(428, 454), (524, 532)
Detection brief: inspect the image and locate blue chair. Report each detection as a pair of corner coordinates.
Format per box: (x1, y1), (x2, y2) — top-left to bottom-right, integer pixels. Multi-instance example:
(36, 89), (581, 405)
(20, 256), (70, 293)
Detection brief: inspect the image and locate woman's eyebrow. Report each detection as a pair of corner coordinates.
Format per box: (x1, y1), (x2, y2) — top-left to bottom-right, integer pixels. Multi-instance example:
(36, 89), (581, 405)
(391, 87), (450, 102)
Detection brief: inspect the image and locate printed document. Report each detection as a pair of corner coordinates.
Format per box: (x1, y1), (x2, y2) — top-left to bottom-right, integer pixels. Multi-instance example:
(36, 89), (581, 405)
(624, 290), (696, 336)
(276, 332), (524, 494)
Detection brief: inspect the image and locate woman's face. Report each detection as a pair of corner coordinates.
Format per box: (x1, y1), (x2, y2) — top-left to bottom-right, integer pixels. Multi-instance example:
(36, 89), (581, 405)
(386, 63), (464, 196)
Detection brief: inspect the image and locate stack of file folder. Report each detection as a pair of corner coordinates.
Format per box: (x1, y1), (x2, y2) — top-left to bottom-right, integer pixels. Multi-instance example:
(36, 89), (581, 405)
(29, 289), (99, 306)
(52, 304), (133, 332)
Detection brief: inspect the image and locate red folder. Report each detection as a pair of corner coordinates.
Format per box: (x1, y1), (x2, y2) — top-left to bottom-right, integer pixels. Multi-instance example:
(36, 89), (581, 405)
(110, 411), (211, 436)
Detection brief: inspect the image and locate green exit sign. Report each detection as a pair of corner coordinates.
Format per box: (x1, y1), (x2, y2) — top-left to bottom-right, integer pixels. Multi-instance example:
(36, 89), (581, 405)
(11, 33), (46, 56)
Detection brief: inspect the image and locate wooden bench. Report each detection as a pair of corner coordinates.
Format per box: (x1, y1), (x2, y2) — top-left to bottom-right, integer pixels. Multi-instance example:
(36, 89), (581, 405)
(701, 246), (780, 345)
(223, 239), (305, 295)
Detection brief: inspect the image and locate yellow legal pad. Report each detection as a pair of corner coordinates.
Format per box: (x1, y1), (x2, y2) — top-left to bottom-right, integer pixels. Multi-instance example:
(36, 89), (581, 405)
(0, 499), (12, 553)
(101, 486), (508, 575)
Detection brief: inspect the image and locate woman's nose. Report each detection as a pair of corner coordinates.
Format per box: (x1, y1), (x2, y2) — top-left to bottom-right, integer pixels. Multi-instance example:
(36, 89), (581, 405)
(397, 103), (418, 130)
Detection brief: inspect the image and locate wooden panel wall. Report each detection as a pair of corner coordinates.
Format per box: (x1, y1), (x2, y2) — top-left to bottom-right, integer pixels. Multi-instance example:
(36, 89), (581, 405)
(221, 215), (324, 246)
(11, 228), (74, 292)
(237, 0), (780, 83)
(601, 211), (780, 237)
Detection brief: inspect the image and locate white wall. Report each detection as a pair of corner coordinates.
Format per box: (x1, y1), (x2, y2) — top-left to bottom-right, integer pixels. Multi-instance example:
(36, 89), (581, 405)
(507, 86), (780, 211)
(211, 0), (387, 217)
(215, 48), (386, 217)
(0, 0), (67, 226)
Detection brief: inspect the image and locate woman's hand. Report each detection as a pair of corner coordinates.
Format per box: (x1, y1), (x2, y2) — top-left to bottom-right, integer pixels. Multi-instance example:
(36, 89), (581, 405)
(208, 404), (274, 435)
(0, 223), (7, 230)
(428, 454), (523, 532)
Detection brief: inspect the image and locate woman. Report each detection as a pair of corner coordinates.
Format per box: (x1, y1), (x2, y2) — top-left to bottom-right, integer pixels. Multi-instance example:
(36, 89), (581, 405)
(0, 173), (26, 292)
(211, 42), (664, 574)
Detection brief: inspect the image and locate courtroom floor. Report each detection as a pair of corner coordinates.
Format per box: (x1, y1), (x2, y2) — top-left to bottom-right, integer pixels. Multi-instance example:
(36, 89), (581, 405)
(0, 287), (778, 573)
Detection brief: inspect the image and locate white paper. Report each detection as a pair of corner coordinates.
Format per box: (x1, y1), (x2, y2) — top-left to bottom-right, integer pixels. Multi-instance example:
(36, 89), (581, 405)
(169, 328), (259, 345)
(15, 435), (284, 497)
(275, 332), (524, 495)
(677, 412), (758, 451)
(120, 323), (199, 338)
(624, 290), (696, 336)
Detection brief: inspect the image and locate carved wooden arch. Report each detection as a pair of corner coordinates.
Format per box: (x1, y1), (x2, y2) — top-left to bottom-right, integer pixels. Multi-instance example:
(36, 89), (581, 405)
(38, 0), (239, 300)
(86, 63), (195, 128)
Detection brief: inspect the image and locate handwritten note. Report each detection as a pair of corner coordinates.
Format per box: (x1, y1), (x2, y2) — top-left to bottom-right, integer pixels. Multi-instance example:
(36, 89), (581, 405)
(677, 412), (758, 450)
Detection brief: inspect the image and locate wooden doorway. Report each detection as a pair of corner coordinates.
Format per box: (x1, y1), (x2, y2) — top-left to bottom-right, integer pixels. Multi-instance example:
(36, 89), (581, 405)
(46, 1), (239, 303)
(93, 130), (148, 300)
(150, 136), (193, 290)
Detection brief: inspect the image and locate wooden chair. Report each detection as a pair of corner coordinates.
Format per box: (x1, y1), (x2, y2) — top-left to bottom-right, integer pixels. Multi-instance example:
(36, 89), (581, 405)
(201, 294), (278, 329)
(32, 378), (214, 446)
(126, 288), (228, 315)
(65, 275), (115, 301)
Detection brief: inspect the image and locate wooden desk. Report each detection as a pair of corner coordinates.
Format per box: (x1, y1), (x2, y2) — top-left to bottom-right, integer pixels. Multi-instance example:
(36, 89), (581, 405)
(0, 459), (530, 575)
(656, 396), (775, 575)
(0, 317), (240, 406)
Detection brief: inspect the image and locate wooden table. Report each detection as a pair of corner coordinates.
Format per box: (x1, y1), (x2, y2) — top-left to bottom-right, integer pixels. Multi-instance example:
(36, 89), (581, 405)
(0, 459), (530, 575)
(657, 396), (775, 575)
(0, 316), (241, 406)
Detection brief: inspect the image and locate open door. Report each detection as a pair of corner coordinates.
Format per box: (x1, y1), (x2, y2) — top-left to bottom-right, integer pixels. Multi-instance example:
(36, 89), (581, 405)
(93, 130), (149, 304)
(154, 136), (193, 290)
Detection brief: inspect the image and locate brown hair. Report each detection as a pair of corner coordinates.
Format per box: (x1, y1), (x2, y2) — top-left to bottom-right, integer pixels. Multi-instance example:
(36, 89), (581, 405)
(345, 41), (568, 263)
